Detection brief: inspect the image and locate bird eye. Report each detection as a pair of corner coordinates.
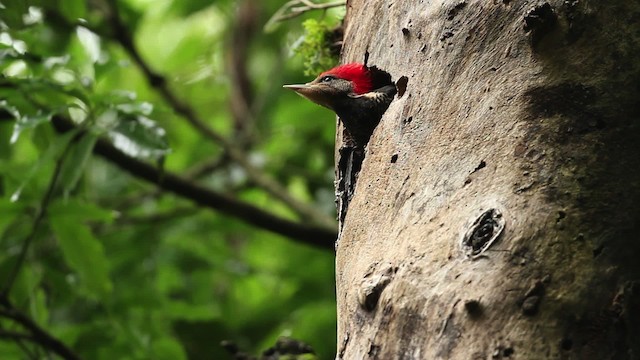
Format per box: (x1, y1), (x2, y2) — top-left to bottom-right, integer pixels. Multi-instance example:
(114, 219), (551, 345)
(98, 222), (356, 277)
(321, 76), (334, 82)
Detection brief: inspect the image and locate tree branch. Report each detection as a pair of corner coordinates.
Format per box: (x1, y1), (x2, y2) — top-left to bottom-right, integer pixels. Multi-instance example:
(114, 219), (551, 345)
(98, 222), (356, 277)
(0, 300), (81, 360)
(51, 117), (336, 250)
(0, 329), (34, 342)
(228, 0), (258, 146)
(266, 0), (346, 29)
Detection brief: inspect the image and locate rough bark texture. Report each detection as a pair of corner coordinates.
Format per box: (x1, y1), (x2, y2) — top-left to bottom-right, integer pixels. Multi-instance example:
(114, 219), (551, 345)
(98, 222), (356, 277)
(335, 1), (640, 359)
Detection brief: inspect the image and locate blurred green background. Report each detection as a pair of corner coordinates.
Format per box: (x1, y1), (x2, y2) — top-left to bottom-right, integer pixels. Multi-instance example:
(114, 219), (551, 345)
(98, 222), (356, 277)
(0, 0), (344, 358)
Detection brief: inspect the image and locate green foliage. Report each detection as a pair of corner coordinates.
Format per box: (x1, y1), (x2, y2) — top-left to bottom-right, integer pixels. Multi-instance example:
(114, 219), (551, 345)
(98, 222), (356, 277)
(0, 0), (338, 359)
(296, 19), (340, 76)
(49, 199), (114, 298)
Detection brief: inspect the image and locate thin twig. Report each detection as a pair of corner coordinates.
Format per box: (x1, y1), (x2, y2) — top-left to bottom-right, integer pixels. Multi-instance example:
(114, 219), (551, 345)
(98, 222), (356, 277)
(228, 0), (257, 146)
(0, 302), (81, 360)
(14, 334), (39, 360)
(266, 0), (345, 27)
(21, 344), (40, 359)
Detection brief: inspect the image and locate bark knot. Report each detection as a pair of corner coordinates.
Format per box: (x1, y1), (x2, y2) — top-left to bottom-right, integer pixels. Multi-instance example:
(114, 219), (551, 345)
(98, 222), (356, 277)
(462, 208), (505, 258)
(358, 266), (397, 312)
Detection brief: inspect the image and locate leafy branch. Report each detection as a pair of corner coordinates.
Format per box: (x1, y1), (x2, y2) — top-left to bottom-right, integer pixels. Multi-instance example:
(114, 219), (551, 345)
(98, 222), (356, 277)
(1, 130), (80, 297)
(0, 128), (84, 359)
(0, 298), (81, 360)
(266, 0), (346, 30)
(51, 116), (337, 249)
(98, 0), (337, 229)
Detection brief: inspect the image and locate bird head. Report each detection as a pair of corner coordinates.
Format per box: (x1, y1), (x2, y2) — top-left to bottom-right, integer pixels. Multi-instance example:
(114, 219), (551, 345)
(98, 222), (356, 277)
(283, 63), (373, 110)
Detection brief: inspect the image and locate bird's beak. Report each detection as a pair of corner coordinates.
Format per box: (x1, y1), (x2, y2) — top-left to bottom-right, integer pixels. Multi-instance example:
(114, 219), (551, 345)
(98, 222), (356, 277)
(283, 83), (312, 94)
(283, 83), (330, 108)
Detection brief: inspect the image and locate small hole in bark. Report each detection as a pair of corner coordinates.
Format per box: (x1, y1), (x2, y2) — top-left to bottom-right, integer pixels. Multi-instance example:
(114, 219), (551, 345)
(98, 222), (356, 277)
(472, 160), (486, 174)
(523, 3), (557, 47)
(440, 30), (454, 41)
(503, 347), (514, 357)
(368, 344), (380, 356)
(396, 76), (409, 97)
(556, 210), (566, 223)
(561, 338), (573, 351)
(464, 299), (482, 317)
(391, 154), (399, 163)
(402, 27), (410, 36)
(403, 116), (413, 125)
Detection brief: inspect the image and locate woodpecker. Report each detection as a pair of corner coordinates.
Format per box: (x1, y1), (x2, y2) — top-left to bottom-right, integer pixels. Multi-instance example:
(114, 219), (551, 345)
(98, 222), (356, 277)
(283, 63), (397, 149)
(284, 63), (397, 234)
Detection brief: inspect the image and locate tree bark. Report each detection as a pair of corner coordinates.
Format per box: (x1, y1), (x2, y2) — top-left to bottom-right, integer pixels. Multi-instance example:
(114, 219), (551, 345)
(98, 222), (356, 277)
(335, 1), (640, 359)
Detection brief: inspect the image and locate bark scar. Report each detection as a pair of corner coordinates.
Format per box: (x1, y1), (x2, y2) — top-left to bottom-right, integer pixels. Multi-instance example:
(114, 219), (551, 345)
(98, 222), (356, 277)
(358, 266), (397, 312)
(462, 208), (505, 259)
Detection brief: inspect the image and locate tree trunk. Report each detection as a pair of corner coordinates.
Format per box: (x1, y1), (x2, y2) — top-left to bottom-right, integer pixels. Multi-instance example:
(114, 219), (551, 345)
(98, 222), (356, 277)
(335, 1), (640, 359)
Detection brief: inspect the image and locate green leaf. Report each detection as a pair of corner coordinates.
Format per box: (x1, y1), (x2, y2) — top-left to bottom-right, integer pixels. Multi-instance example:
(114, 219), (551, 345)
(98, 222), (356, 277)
(116, 101), (153, 116)
(21, 5), (43, 26)
(9, 129), (78, 202)
(0, 343), (22, 359)
(76, 26), (101, 64)
(0, 199), (23, 238)
(0, 1), (28, 29)
(32, 287), (49, 325)
(58, 132), (97, 197)
(167, 0), (215, 17)
(0, 100), (20, 128)
(4, 260), (42, 310)
(295, 19), (339, 76)
(164, 300), (220, 322)
(151, 337), (187, 360)
(107, 116), (170, 161)
(49, 204), (112, 298)
(11, 111), (53, 144)
(49, 199), (114, 223)
(58, 0), (87, 21)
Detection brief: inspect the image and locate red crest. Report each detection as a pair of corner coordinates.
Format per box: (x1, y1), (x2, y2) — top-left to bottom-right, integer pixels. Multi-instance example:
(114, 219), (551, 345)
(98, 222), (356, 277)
(320, 63), (372, 94)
